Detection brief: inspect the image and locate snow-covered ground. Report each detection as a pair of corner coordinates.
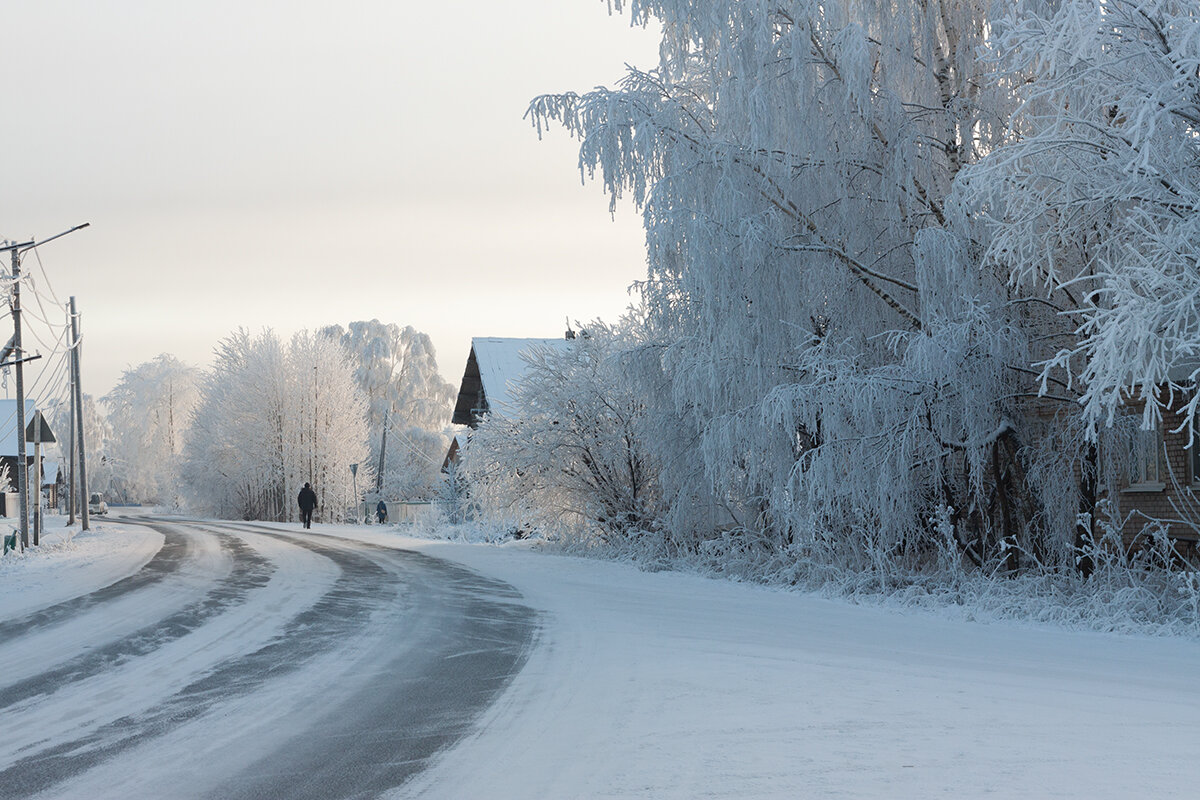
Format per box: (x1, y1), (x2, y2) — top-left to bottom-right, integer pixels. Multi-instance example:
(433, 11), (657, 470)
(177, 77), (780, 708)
(4, 521), (1200, 798)
(348, 528), (1200, 799)
(0, 514), (160, 616)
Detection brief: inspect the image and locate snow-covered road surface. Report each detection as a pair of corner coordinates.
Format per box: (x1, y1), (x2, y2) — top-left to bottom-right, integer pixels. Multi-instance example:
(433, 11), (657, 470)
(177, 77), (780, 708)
(396, 537), (1200, 800)
(0, 518), (537, 799)
(5, 520), (1200, 799)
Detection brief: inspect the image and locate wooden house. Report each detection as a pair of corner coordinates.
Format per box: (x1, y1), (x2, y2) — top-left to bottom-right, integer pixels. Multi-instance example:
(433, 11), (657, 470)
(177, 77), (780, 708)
(1108, 387), (1200, 557)
(451, 337), (575, 428)
(446, 336), (575, 466)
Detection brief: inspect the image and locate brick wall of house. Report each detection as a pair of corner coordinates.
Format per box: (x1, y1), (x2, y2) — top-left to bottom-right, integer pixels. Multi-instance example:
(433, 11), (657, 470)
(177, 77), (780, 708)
(1003, 290), (1200, 557)
(1116, 396), (1200, 553)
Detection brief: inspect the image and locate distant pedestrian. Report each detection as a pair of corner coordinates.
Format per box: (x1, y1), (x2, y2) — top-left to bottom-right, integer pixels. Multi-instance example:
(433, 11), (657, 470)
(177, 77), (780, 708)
(376, 499), (388, 525)
(298, 482), (318, 529)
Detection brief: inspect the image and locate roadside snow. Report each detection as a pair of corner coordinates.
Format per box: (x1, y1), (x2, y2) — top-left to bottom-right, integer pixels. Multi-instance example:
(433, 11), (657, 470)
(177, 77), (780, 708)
(0, 516), (161, 616)
(382, 533), (1200, 800)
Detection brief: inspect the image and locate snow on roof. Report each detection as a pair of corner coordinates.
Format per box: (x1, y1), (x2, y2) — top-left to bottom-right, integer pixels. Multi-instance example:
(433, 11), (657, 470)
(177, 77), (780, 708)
(472, 337), (572, 416)
(43, 461), (60, 485)
(452, 337), (574, 425)
(0, 399), (38, 457)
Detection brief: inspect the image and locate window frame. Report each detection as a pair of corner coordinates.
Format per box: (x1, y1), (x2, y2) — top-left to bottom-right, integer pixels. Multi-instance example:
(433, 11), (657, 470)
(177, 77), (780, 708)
(1126, 422), (1165, 492)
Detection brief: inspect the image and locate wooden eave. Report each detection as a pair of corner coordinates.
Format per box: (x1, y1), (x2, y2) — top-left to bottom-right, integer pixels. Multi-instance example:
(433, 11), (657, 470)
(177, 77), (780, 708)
(452, 346), (487, 427)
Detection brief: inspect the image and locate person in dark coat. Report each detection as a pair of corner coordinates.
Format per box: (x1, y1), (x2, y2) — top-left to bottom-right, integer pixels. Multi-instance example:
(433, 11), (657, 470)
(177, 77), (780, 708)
(375, 499), (388, 524)
(298, 482), (318, 529)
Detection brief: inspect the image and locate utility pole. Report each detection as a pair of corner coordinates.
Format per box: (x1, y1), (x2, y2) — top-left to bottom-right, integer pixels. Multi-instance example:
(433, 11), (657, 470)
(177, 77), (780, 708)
(11, 246), (30, 547)
(27, 414), (53, 545)
(376, 406), (389, 496)
(0, 226), (89, 543)
(71, 296), (90, 531)
(0, 332), (18, 542)
(66, 305), (76, 525)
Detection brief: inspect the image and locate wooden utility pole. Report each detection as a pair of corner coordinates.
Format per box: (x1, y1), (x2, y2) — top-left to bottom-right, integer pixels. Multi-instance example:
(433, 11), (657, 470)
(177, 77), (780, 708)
(70, 296), (90, 531)
(67, 304), (76, 525)
(0, 333), (17, 540)
(0, 226), (89, 540)
(11, 247), (30, 547)
(376, 407), (389, 495)
(32, 414), (41, 545)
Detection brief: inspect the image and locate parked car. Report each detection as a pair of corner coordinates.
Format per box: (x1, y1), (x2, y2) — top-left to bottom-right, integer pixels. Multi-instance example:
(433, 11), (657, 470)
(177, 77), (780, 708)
(88, 492), (108, 516)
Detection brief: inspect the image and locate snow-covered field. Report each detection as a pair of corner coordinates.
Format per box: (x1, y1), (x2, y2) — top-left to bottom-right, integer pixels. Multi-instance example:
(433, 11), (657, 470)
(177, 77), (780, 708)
(4, 520), (1200, 799)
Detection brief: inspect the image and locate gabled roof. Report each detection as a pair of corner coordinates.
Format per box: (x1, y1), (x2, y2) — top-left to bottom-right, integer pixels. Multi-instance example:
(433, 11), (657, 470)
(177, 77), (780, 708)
(0, 399), (37, 457)
(452, 337), (573, 427)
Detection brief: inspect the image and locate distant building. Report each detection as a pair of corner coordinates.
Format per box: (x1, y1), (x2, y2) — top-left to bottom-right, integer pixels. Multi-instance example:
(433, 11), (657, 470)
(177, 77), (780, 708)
(446, 336), (575, 468)
(42, 460), (63, 509)
(0, 399), (51, 517)
(451, 337), (574, 428)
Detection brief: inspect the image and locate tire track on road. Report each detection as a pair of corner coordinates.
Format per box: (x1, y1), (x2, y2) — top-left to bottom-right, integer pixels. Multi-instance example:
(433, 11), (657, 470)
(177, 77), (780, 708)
(4, 524), (539, 800)
(0, 526), (186, 641)
(209, 527), (540, 800)
(0, 525), (271, 712)
(0, 525), (398, 797)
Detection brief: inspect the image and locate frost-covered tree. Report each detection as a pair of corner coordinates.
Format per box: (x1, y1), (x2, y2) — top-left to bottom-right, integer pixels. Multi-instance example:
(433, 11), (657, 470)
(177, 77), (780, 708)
(529, 1), (1055, 570)
(80, 393), (113, 502)
(181, 329), (370, 521)
(463, 321), (664, 541)
(102, 354), (199, 505)
(958, 0), (1200, 435)
(321, 320), (456, 501)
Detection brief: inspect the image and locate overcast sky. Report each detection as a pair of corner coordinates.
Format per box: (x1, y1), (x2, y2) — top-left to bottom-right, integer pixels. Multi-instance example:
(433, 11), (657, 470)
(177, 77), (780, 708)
(0, 1), (659, 399)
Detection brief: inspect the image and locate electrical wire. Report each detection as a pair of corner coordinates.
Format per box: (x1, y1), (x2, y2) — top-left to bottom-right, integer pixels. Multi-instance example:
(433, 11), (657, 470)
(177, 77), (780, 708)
(385, 419), (443, 468)
(29, 245), (62, 308)
(25, 349), (71, 409)
(18, 334), (70, 399)
(15, 275), (70, 335)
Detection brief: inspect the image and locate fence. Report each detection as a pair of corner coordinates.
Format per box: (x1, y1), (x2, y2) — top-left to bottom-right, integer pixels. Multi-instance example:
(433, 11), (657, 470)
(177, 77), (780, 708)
(355, 500), (435, 526)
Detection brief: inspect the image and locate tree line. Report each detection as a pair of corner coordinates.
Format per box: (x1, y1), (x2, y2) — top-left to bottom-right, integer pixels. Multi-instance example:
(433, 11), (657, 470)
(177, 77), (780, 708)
(74, 320), (455, 522)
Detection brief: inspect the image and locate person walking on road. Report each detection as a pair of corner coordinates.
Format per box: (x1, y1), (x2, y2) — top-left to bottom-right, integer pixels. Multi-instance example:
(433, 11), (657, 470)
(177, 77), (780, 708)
(298, 482), (318, 529)
(375, 499), (388, 524)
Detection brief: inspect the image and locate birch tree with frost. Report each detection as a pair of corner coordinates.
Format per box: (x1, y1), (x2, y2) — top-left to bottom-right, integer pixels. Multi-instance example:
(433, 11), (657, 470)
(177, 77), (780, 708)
(181, 329), (370, 522)
(528, 0), (1058, 571)
(958, 0), (1200, 435)
(463, 322), (664, 541)
(321, 320), (456, 501)
(103, 354), (199, 505)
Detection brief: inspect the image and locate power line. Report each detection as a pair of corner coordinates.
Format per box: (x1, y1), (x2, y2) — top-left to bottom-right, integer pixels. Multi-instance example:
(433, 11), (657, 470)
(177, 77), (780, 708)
(29, 245), (62, 308)
(384, 419), (442, 468)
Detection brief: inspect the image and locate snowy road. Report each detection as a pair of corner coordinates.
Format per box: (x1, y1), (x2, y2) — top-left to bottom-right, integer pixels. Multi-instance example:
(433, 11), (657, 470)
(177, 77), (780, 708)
(7, 521), (1200, 799)
(0, 518), (538, 800)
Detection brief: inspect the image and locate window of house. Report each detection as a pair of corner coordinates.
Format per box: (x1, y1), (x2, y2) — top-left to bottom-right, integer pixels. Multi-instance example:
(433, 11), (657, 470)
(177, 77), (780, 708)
(1127, 424), (1164, 490)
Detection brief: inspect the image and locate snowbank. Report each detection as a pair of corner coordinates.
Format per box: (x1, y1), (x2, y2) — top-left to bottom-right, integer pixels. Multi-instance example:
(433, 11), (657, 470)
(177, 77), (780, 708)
(0, 515), (161, 616)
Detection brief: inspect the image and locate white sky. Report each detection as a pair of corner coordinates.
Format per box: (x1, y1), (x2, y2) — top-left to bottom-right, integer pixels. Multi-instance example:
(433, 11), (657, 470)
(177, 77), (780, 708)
(0, 1), (660, 398)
